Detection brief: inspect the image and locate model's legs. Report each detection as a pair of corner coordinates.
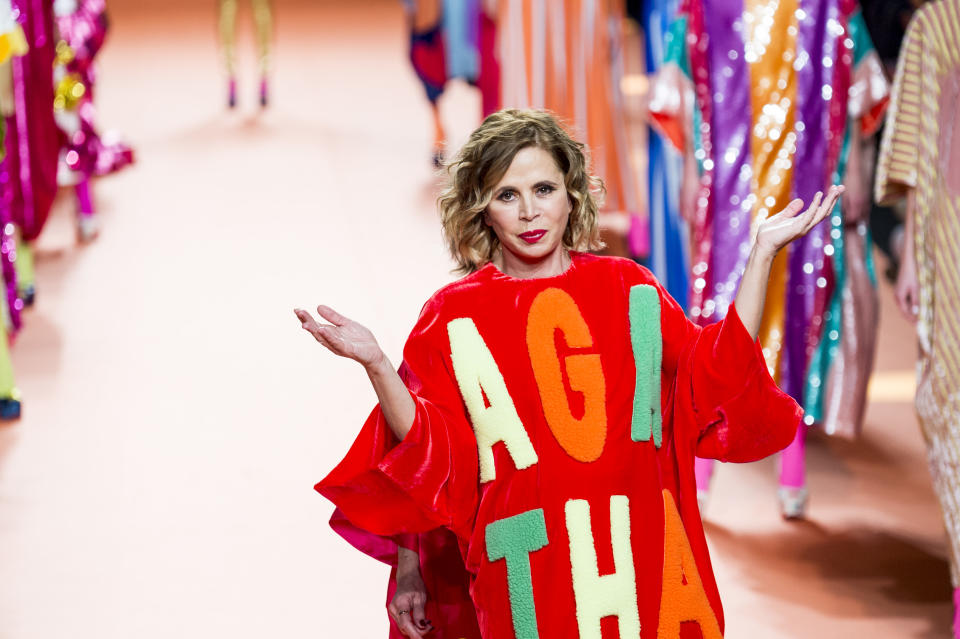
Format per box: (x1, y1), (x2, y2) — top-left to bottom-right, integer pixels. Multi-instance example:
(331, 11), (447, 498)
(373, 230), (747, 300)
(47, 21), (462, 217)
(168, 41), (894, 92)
(218, 0), (238, 107)
(0, 317), (19, 419)
(694, 457), (714, 512)
(430, 100), (445, 168)
(75, 178), (98, 242)
(777, 425), (808, 518)
(14, 238), (34, 307)
(251, 0), (272, 106)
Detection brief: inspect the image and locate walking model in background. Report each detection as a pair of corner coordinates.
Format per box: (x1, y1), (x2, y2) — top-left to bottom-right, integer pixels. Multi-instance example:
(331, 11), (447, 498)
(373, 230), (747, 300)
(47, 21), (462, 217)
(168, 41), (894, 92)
(53, 0), (134, 242)
(876, 1), (960, 635)
(403, 0), (499, 167)
(496, 0), (647, 257)
(0, 0), (27, 420)
(650, 0), (888, 518)
(218, 0), (272, 108)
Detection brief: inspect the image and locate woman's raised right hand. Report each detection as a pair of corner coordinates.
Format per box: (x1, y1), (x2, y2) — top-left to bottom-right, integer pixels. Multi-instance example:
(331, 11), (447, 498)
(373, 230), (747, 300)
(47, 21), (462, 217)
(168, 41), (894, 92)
(294, 305), (385, 369)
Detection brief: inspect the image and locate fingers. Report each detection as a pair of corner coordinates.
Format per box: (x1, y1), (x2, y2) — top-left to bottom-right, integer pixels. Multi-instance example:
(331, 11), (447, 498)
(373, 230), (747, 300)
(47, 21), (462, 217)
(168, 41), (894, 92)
(293, 308), (337, 349)
(316, 305), (349, 327)
(411, 598), (432, 635)
(395, 610), (427, 638)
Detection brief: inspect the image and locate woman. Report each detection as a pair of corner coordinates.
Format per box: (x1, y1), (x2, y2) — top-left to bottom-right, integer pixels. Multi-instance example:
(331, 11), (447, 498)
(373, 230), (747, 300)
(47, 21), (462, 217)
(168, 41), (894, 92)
(876, 0), (960, 634)
(218, 0), (272, 108)
(297, 109), (841, 638)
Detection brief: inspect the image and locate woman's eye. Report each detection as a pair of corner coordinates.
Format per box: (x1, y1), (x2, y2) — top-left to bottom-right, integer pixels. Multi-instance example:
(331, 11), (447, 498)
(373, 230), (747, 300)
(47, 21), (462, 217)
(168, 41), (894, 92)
(498, 191), (516, 202)
(537, 185), (556, 195)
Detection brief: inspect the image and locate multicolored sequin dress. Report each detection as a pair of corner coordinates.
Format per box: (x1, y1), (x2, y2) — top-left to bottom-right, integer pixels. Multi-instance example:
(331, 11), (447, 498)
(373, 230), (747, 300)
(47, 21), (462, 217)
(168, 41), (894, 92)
(317, 253), (802, 639)
(649, 0), (888, 496)
(53, 0), (133, 240)
(875, 0), (960, 607)
(0, 0), (27, 416)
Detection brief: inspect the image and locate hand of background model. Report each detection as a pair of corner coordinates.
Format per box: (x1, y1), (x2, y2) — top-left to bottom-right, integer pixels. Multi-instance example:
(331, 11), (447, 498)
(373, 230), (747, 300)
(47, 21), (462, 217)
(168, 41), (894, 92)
(294, 305), (385, 370)
(895, 249), (920, 324)
(753, 185), (845, 258)
(389, 566), (433, 638)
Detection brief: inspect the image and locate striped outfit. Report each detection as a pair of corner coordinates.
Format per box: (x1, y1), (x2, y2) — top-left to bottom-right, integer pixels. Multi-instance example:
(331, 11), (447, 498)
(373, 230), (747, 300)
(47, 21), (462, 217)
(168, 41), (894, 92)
(876, 0), (960, 590)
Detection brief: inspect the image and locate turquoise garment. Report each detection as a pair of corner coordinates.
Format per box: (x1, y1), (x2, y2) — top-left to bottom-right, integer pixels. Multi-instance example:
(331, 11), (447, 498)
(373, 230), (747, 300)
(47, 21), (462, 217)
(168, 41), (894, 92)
(802, 10), (879, 422)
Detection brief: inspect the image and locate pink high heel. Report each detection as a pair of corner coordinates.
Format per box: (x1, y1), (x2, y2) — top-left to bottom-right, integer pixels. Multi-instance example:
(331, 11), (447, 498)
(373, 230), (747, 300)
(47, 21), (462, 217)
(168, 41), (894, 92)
(259, 77), (268, 108)
(228, 77), (237, 109)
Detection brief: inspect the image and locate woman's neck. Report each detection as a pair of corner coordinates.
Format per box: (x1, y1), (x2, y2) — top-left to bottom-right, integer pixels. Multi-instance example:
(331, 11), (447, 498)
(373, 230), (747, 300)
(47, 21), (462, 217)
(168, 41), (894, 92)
(495, 247), (571, 280)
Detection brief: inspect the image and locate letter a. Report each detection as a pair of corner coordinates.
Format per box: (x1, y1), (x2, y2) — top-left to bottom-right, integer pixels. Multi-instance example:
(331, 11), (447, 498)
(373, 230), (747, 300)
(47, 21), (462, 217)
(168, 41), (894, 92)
(565, 496), (641, 639)
(448, 318), (538, 483)
(657, 490), (721, 639)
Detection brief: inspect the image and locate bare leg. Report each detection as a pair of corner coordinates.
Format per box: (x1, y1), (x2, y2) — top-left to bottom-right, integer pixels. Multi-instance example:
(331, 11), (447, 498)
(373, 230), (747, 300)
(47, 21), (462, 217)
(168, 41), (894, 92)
(251, 0), (273, 106)
(430, 101), (445, 168)
(777, 427), (808, 519)
(218, 0), (238, 107)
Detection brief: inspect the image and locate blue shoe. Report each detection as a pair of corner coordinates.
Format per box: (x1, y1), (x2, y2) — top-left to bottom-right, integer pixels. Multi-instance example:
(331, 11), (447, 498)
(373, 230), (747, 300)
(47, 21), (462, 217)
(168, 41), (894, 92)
(0, 398), (21, 420)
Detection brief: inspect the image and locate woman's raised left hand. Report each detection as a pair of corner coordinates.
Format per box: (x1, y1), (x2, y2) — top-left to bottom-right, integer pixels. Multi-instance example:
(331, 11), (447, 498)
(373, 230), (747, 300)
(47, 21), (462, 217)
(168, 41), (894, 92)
(753, 184), (845, 259)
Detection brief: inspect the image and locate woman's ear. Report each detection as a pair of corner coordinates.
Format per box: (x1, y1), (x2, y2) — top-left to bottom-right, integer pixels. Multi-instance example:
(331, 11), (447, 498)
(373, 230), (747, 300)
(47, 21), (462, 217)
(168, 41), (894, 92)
(483, 210), (491, 226)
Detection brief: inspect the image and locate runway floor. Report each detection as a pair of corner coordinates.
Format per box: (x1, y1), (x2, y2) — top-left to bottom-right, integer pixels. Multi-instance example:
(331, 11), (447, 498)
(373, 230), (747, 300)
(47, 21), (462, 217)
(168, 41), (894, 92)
(0, 1), (951, 637)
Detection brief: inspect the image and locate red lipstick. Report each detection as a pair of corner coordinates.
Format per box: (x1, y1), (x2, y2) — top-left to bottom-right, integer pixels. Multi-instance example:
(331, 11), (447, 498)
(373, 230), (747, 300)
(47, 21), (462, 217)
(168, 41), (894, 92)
(519, 229), (547, 244)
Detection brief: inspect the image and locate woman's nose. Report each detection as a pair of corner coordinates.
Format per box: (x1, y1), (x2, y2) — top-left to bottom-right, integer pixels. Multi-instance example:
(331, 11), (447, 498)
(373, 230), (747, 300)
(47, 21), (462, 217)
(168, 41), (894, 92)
(519, 194), (538, 220)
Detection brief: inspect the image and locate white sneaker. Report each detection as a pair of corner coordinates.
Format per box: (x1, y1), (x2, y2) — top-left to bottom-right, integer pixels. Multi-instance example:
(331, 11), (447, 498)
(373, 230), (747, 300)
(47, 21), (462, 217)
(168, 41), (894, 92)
(778, 486), (809, 520)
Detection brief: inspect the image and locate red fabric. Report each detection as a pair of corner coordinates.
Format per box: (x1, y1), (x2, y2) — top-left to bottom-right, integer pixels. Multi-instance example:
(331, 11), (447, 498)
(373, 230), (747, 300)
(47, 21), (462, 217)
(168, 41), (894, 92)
(330, 510), (481, 639)
(317, 253), (801, 639)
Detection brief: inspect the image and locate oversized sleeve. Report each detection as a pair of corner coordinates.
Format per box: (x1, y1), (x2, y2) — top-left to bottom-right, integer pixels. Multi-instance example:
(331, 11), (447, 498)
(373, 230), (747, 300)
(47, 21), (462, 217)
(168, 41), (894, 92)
(315, 300), (480, 541)
(647, 12), (695, 152)
(652, 275), (803, 462)
(874, 14), (922, 205)
(847, 10), (890, 136)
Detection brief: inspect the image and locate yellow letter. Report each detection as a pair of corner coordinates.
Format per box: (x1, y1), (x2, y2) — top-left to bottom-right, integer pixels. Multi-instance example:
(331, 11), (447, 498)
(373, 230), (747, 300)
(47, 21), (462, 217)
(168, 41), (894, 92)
(448, 318), (538, 483)
(565, 496), (641, 639)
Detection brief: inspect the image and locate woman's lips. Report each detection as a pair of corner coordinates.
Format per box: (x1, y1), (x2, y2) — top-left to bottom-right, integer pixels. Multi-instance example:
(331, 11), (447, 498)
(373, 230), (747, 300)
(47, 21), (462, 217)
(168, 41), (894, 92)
(519, 229), (547, 244)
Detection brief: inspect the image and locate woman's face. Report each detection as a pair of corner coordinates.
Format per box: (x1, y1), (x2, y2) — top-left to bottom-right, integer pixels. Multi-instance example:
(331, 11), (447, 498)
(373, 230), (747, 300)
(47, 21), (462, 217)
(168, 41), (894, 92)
(484, 146), (572, 268)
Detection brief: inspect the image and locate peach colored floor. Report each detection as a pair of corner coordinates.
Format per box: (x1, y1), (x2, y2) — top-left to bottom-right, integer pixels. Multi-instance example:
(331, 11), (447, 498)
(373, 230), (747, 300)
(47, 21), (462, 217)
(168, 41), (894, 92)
(0, 1), (951, 637)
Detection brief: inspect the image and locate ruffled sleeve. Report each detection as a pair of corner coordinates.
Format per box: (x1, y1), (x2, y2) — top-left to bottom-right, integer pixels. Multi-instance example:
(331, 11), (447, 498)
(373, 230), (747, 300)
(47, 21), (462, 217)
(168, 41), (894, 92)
(315, 301), (480, 541)
(651, 273), (803, 462)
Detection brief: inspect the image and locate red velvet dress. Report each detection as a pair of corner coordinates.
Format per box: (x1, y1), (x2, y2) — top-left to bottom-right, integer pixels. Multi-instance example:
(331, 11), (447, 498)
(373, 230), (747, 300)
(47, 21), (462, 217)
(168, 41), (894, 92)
(317, 253), (801, 639)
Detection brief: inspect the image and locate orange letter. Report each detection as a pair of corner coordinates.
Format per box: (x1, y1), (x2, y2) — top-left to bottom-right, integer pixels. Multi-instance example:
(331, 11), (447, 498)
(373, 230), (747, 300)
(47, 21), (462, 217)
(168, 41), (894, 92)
(657, 490), (721, 639)
(526, 288), (607, 462)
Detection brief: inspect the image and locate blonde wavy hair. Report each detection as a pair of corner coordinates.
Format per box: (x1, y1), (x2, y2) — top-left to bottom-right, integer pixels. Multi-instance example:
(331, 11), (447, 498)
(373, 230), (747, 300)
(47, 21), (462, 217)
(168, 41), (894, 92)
(438, 109), (605, 274)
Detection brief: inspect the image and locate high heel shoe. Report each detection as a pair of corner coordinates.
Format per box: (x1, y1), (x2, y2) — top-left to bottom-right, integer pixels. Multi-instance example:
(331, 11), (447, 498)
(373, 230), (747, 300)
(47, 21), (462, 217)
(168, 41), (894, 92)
(259, 77), (268, 108)
(0, 397), (21, 421)
(227, 77), (237, 109)
(777, 486), (809, 520)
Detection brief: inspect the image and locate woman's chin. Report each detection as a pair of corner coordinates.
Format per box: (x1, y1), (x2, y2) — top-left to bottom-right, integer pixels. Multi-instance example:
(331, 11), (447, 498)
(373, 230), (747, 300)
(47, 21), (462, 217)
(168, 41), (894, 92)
(504, 241), (563, 265)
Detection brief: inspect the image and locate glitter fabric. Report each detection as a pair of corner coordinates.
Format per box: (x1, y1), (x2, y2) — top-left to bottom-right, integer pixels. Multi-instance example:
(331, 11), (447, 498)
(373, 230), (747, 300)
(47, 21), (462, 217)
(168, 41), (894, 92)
(53, 0), (134, 185)
(5, 0), (61, 243)
(650, 0), (886, 401)
(876, 0), (960, 589)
